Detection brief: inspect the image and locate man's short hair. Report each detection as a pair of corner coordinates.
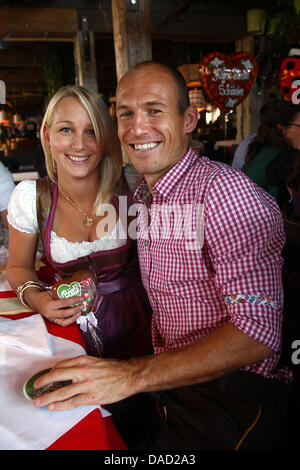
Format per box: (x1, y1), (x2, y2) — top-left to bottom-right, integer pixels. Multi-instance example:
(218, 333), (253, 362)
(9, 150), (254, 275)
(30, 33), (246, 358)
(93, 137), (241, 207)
(130, 60), (190, 115)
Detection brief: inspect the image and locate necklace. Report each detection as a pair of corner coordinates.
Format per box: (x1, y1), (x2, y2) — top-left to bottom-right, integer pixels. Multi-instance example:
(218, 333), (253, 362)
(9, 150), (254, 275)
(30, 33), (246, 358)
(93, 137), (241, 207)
(58, 187), (95, 227)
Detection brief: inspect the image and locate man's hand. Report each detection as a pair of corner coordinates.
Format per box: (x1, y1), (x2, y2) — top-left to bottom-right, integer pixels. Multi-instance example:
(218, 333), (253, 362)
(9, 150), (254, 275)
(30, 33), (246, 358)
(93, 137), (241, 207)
(33, 355), (137, 411)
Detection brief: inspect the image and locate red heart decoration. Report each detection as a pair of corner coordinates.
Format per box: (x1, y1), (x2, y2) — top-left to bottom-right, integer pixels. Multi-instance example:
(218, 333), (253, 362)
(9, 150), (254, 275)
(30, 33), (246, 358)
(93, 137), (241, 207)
(199, 52), (258, 113)
(279, 57), (300, 102)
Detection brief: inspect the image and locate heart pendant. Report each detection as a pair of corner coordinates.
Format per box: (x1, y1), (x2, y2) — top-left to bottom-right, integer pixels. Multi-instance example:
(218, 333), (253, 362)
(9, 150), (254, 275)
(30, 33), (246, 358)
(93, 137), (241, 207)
(83, 216), (94, 227)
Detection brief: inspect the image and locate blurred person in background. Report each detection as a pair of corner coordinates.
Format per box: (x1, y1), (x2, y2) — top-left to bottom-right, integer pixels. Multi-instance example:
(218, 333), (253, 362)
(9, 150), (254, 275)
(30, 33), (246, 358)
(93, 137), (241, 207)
(231, 100), (280, 171)
(242, 101), (300, 207)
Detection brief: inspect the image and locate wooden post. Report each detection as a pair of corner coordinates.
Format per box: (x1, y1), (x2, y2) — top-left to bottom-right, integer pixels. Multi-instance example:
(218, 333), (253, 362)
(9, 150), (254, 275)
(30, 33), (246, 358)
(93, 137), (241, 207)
(74, 30), (98, 92)
(235, 35), (264, 143)
(127, 0), (152, 70)
(111, 0), (130, 82)
(112, 0), (152, 166)
(112, 0), (152, 81)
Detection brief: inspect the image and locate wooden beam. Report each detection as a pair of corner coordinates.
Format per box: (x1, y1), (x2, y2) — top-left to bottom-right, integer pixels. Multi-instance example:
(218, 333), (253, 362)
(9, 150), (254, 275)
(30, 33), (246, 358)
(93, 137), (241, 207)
(4, 37), (75, 43)
(74, 30), (98, 92)
(0, 7), (77, 38)
(111, 0), (152, 164)
(112, 0), (152, 81)
(111, 0), (129, 82)
(127, 0), (152, 71)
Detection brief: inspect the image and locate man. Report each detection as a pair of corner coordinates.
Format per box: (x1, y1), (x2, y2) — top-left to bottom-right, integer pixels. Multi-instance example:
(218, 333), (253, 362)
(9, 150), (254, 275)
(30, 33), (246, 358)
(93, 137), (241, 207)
(34, 61), (291, 450)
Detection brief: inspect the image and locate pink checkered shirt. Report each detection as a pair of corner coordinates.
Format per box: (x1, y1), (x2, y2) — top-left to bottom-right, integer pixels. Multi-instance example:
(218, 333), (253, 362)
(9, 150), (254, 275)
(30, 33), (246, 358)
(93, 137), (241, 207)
(134, 148), (292, 382)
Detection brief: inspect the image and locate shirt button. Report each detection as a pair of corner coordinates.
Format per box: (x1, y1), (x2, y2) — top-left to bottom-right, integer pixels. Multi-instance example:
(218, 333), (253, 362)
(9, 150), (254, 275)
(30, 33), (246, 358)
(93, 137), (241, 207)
(146, 274), (149, 280)
(153, 309), (157, 316)
(144, 240), (149, 246)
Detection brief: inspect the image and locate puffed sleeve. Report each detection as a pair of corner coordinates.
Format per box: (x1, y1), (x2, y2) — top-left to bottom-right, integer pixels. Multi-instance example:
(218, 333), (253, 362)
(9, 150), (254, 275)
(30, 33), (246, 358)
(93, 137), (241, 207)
(7, 180), (38, 234)
(0, 162), (15, 212)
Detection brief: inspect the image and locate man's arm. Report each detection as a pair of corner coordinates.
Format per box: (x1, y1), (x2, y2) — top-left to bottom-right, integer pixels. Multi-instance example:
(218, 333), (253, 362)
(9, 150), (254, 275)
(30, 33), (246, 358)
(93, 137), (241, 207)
(34, 170), (283, 411)
(33, 323), (271, 411)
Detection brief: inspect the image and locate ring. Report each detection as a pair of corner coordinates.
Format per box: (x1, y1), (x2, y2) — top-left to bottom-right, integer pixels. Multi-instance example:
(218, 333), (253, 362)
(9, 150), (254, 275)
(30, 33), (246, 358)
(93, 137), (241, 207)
(54, 318), (58, 324)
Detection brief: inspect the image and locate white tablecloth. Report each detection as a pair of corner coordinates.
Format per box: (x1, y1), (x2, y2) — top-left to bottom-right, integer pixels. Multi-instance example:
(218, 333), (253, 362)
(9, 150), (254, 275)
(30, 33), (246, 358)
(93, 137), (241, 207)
(0, 315), (107, 450)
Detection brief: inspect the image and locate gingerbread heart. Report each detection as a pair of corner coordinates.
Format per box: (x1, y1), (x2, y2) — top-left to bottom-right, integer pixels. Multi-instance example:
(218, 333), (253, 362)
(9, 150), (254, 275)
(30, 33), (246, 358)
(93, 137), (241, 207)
(279, 56), (300, 102)
(52, 270), (97, 314)
(199, 52), (258, 113)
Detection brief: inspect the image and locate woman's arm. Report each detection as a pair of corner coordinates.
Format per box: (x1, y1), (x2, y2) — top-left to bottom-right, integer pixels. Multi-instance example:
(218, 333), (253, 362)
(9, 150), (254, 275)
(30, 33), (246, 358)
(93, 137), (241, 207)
(7, 224), (83, 326)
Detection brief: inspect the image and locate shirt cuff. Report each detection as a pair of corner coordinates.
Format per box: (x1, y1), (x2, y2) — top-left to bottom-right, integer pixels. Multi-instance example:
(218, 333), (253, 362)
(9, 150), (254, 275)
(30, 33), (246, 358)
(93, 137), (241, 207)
(227, 302), (282, 353)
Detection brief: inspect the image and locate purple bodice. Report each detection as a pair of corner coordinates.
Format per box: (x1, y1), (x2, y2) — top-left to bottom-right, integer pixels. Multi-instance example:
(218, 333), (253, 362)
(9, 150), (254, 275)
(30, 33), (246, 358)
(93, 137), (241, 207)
(36, 177), (153, 359)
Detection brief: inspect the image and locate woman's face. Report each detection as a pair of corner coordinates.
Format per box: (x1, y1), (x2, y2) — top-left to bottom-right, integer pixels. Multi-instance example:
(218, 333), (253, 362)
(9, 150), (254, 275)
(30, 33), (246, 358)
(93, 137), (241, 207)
(44, 96), (103, 180)
(282, 112), (300, 150)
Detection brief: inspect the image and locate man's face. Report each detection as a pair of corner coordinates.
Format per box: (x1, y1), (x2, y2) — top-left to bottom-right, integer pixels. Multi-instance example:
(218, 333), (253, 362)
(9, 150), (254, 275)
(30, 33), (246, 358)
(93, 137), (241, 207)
(116, 65), (197, 189)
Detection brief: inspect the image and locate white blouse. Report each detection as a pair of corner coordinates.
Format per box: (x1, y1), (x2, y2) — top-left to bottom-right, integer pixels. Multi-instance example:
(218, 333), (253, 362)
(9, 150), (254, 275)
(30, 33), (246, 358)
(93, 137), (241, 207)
(7, 180), (127, 264)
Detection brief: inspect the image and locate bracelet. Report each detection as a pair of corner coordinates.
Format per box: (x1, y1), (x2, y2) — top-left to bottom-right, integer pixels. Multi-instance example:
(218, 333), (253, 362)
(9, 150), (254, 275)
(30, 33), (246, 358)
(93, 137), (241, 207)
(16, 280), (49, 308)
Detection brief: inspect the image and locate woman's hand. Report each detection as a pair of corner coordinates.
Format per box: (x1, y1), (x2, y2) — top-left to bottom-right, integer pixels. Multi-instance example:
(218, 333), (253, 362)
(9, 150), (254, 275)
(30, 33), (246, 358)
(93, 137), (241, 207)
(25, 289), (84, 327)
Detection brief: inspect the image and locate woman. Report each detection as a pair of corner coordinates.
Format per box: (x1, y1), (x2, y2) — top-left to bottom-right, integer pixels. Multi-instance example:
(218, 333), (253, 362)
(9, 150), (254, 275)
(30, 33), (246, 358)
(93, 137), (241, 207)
(6, 85), (154, 446)
(243, 101), (300, 207)
(6, 85), (153, 360)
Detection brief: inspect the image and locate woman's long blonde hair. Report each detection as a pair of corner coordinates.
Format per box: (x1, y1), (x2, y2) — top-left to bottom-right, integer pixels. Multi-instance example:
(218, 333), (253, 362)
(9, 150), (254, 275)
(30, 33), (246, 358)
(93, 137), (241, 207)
(40, 85), (124, 208)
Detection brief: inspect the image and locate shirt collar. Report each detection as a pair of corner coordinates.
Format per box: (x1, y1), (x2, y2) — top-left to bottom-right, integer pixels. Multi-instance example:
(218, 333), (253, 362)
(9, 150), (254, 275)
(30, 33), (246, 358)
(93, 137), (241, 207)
(133, 148), (199, 205)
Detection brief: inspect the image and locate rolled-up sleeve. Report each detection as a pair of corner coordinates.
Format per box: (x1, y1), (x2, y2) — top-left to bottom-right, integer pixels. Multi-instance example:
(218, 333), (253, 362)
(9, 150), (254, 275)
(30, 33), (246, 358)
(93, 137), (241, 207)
(205, 169), (285, 352)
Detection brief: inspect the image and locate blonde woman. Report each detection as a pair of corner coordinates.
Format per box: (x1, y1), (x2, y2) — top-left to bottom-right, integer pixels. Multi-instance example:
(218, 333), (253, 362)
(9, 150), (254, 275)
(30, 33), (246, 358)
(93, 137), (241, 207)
(6, 85), (152, 361)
